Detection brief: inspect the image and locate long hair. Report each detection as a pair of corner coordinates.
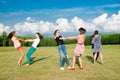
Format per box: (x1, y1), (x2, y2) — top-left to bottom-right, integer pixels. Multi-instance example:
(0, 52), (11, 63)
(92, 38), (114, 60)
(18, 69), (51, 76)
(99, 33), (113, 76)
(7, 31), (15, 39)
(36, 32), (43, 39)
(53, 29), (59, 36)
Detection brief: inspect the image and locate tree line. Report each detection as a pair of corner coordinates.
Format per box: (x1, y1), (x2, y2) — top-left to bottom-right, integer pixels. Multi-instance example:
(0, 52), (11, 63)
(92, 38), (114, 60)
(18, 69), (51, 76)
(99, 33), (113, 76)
(0, 31), (120, 47)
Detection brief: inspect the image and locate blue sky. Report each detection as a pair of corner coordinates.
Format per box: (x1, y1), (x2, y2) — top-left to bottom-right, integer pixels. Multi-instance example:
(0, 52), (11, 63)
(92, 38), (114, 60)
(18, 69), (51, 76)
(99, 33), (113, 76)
(0, 0), (120, 36)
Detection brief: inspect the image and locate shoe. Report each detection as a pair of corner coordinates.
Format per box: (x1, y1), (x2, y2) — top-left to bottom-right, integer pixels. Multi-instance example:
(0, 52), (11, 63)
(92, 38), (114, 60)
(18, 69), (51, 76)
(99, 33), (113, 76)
(80, 68), (83, 70)
(60, 67), (64, 70)
(68, 66), (71, 69)
(25, 64), (30, 66)
(68, 68), (75, 70)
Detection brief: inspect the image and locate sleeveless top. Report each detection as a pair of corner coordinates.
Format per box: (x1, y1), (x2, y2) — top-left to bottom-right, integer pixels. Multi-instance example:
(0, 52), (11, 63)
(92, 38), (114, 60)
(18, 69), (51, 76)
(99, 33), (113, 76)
(11, 36), (21, 48)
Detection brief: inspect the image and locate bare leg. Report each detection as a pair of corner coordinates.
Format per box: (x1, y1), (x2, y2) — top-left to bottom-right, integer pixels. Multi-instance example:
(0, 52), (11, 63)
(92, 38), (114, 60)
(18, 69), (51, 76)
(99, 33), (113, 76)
(78, 54), (83, 68)
(96, 52), (99, 61)
(18, 48), (25, 66)
(72, 55), (76, 68)
(99, 52), (104, 64)
(93, 53), (97, 64)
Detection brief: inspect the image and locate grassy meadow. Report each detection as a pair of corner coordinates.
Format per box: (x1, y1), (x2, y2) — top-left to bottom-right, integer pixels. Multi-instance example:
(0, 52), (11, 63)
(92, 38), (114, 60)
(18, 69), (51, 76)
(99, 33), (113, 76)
(0, 44), (120, 80)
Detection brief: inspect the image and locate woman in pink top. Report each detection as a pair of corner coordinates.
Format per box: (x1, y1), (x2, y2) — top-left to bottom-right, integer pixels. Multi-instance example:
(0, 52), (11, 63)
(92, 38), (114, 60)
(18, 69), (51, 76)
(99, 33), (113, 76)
(8, 31), (25, 66)
(67, 27), (86, 70)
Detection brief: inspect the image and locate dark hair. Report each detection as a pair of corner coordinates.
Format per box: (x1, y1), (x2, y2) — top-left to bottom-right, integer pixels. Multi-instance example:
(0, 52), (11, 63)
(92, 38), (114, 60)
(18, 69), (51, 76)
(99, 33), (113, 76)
(53, 29), (59, 36)
(92, 30), (99, 38)
(79, 27), (86, 34)
(7, 31), (15, 39)
(94, 30), (98, 34)
(36, 32), (43, 39)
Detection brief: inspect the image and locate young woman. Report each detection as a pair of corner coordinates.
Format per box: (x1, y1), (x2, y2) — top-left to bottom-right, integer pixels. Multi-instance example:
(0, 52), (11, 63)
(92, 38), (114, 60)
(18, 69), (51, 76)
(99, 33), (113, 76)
(54, 29), (70, 70)
(91, 30), (104, 64)
(8, 31), (25, 66)
(25, 32), (43, 66)
(91, 34), (99, 63)
(67, 27), (86, 70)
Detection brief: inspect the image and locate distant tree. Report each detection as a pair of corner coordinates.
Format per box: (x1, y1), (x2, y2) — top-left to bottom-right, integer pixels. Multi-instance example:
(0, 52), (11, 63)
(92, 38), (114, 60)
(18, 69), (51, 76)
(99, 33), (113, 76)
(0, 36), (2, 46)
(2, 31), (7, 46)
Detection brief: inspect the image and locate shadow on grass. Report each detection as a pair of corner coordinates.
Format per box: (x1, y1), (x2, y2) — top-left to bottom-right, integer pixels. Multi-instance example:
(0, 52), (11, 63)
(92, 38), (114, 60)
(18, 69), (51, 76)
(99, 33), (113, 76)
(23, 56), (52, 65)
(86, 55), (103, 64)
(86, 55), (94, 63)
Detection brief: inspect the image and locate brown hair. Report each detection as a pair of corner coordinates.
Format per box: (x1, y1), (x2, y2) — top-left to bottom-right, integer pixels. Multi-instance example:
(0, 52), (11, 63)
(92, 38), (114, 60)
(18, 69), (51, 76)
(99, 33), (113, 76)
(7, 31), (16, 39)
(79, 27), (86, 34)
(36, 32), (43, 39)
(53, 29), (59, 36)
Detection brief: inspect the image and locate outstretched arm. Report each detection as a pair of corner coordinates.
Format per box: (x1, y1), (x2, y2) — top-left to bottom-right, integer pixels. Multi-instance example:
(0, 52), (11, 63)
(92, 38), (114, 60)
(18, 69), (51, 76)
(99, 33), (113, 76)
(16, 38), (25, 42)
(66, 36), (78, 40)
(25, 39), (34, 42)
(59, 37), (67, 40)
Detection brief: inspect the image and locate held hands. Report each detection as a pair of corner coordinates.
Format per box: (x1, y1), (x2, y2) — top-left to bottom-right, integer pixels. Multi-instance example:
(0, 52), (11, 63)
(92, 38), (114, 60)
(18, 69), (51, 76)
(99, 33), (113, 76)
(65, 37), (70, 40)
(25, 40), (28, 43)
(61, 37), (70, 40)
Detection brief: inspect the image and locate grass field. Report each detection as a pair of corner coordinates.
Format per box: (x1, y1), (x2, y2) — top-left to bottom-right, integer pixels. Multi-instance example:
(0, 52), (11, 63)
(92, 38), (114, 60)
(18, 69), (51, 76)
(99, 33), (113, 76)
(0, 45), (120, 80)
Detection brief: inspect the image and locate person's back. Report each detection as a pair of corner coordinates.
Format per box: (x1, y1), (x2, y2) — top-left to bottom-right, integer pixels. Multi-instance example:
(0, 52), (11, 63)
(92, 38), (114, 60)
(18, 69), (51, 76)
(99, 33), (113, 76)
(92, 35), (101, 51)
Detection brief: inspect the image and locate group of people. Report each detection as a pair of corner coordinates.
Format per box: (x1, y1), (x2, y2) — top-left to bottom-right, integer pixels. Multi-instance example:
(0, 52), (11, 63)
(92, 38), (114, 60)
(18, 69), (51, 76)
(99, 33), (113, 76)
(8, 27), (103, 71)
(54, 27), (103, 70)
(8, 31), (43, 66)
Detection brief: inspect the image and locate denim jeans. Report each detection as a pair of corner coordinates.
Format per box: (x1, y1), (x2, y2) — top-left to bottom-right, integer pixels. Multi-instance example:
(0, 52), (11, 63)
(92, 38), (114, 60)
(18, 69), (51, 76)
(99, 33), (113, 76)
(58, 45), (70, 67)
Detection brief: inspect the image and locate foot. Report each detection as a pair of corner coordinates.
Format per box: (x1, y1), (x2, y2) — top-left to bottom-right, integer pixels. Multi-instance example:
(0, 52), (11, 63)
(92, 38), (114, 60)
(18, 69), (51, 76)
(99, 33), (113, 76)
(101, 61), (104, 64)
(25, 64), (30, 66)
(68, 66), (71, 69)
(18, 61), (22, 66)
(68, 68), (75, 70)
(93, 61), (96, 64)
(80, 68), (83, 70)
(60, 67), (64, 70)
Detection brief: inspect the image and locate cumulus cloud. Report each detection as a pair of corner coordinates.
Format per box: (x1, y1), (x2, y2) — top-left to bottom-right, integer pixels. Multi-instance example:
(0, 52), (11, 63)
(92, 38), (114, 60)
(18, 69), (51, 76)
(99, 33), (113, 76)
(0, 11), (120, 36)
(93, 13), (107, 24)
(14, 17), (55, 35)
(103, 11), (120, 32)
(0, 23), (13, 34)
(56, 18), (72, 32)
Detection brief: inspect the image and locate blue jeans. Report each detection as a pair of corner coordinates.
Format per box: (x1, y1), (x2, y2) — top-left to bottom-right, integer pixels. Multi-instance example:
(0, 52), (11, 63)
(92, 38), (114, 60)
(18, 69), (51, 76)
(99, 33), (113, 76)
(58, 45), (70, 67)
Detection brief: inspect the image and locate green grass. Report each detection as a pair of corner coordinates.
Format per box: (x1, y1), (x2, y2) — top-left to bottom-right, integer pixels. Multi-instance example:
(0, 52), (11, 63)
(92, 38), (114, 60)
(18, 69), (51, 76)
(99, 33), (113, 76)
(0, 45), (120, 80)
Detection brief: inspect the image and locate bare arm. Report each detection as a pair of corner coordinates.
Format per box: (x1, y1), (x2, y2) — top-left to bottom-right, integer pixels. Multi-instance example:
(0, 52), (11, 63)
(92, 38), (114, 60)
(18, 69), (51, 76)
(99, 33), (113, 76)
(25, 39), (34, 42)
(16, 38), (25, 42)
(59, 37), (67, 40)
(66, 36), (79, 40)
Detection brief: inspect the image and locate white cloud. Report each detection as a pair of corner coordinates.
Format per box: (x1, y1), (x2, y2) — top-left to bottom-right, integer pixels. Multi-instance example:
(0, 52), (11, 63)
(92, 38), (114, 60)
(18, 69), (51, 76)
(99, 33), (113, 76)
(101, 4), (120, 8)
(71, 16), (85, 30)
(0, 23), (13, 34)
(93, 13), (107, 24)
(103, 11), (120, 32)
(26, 17), (31, 21)
(0, 11), (120, 36)
(14, 18), (55, 35)
(56, 18), (72, 32)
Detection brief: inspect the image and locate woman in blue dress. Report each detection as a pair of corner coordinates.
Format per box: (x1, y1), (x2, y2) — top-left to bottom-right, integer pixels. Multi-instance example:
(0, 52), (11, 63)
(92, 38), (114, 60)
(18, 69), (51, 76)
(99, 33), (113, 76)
(91, 30), (104, 64)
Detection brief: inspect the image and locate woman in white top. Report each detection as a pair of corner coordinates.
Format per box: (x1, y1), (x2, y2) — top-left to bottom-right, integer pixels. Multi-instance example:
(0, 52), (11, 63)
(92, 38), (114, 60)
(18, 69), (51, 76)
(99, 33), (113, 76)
(25, 33), (43, 66)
